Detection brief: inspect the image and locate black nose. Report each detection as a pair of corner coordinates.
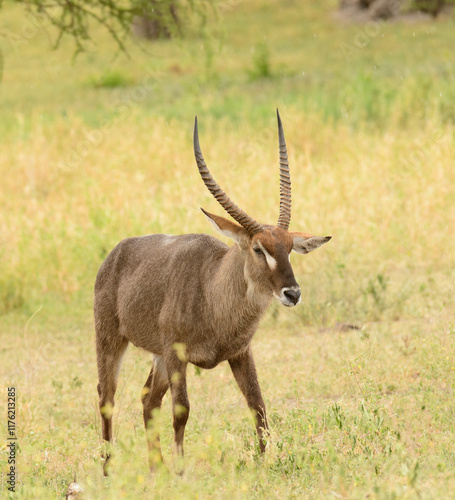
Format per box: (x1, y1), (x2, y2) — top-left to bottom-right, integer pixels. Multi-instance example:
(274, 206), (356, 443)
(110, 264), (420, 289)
(284, 288), (301, 305)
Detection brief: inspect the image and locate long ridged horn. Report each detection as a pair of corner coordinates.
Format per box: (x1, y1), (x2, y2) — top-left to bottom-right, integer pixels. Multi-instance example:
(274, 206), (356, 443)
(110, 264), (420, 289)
(276, 109), (291, 230)
(193, 117), (263, 235)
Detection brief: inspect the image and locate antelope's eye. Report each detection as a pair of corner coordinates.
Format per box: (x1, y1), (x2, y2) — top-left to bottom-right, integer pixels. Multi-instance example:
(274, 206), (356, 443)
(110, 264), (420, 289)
(253, 247), (264, 256)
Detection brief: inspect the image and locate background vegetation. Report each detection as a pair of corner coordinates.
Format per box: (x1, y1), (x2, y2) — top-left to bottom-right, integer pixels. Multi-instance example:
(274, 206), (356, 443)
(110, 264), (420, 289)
(0, 0), (454, 498)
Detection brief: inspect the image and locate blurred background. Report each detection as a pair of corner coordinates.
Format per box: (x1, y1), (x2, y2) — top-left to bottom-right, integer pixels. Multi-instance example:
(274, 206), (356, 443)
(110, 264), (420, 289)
(1, 1), (454, 498)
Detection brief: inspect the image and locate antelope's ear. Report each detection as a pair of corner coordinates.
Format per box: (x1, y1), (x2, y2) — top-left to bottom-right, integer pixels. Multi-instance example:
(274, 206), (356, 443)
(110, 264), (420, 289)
(290, 232), (332, 254)
(201, 208), (249, 245)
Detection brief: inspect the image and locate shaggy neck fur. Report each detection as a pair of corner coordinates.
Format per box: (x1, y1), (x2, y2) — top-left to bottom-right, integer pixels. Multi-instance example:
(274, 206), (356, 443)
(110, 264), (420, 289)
(208, 244), (272, 332)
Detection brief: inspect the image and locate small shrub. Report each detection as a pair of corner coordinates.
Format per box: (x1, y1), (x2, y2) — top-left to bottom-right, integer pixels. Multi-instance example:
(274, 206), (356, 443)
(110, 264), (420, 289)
(89, 70), (133, 89)
(0, 275), (24, 314)
(249, 41), (272, 80)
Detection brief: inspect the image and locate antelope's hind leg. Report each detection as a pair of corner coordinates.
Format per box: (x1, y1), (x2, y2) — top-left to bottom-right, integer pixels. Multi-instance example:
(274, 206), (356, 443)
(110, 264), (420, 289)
(164, 349), (190, 469)
(96, 333), (129, 476)
(142, 354), (170, 470)
(229, 347), (269, 453)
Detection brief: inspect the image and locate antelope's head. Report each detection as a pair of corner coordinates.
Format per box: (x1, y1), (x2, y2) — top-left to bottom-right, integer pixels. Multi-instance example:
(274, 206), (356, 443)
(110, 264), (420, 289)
(194, 110), (331, 307)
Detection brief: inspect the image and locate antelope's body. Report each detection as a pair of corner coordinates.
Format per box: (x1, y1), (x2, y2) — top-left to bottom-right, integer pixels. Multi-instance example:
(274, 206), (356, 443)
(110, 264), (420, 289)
(96, 233), (269, 369)
(95, 111), (331, 474)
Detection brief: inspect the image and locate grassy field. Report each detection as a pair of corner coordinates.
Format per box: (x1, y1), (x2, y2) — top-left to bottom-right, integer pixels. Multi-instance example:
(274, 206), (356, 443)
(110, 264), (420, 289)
(1, 0), (455, 498)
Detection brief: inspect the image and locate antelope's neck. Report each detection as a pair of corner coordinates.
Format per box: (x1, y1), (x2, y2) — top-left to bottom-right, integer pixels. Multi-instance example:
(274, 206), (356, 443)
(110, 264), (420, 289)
(210, 244), (271, 318)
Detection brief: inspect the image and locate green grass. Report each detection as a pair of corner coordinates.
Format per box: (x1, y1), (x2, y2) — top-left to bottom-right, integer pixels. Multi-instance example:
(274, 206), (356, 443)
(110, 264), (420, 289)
(1, 0), (455, 498)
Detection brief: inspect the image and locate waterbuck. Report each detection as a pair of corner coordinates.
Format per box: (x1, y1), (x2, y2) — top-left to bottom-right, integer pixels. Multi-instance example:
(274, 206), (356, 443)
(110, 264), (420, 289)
(95, 110), (331, 474)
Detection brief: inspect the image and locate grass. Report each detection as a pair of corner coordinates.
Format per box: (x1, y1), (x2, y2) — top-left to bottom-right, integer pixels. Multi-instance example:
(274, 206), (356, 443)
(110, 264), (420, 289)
(0, 0), (455, 498)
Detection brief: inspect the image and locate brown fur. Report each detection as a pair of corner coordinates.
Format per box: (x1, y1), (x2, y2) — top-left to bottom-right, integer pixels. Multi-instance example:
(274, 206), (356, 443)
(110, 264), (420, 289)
(95, 217), (330, 474)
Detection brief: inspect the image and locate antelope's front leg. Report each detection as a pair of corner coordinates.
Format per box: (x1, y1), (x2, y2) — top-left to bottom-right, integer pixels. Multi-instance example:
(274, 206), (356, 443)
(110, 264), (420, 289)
(165, 348), (190, 461)
(229, 347), (269, 452)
